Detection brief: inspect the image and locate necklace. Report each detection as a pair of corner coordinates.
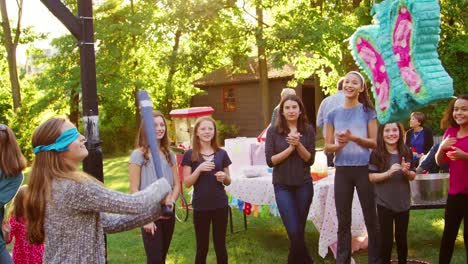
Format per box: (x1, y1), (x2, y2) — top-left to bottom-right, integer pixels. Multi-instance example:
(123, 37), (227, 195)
(413, 131), (421, 140)
(201, 152), (214, 161)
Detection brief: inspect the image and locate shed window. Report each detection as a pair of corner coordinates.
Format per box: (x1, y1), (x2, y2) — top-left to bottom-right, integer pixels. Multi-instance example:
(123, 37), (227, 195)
(223, 87), (237, 112)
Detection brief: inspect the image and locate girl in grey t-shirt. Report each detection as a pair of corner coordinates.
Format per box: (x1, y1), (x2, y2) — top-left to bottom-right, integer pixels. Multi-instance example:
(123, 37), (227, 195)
(369, 123), (416, 264)
(129, 111), (181, 263)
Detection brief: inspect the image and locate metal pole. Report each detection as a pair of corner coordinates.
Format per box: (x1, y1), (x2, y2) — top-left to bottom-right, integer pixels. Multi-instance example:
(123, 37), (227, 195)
(40, 0), (103, 183)
(77, 0), (103, 182)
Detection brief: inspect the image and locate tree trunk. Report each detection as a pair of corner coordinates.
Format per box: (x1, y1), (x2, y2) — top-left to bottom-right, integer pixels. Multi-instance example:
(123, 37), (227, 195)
(130, 0), (140, 127)
(164, 29), (181, 115)
(353, 0), (361, 8)
(0, 0), (22, 110)
(256, 2), (270, 127)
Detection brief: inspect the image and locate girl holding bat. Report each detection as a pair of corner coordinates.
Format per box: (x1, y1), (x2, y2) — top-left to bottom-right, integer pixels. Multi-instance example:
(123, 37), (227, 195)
(24, 118), (172, 263)
(129, 111), (181, 263)
(182, 116), (231, 264)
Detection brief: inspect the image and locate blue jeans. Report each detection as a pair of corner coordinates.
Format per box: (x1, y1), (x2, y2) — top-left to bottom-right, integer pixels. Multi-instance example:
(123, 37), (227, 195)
(274, 182), (314, 264)
(0, 246), (13, 264)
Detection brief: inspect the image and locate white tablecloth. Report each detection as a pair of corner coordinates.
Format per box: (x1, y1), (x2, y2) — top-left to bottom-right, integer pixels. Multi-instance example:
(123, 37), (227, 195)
(226, 171), (368, 259)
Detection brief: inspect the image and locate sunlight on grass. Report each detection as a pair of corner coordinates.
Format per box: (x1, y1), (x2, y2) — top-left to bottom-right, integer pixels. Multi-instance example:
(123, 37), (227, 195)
(433, 215), (466, 245)
(432, 217), (445, 231)
(105, 181), (130, 193)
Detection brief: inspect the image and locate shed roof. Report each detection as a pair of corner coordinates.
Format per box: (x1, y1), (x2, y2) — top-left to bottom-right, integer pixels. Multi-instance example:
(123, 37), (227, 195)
(193, 58), (296, 88)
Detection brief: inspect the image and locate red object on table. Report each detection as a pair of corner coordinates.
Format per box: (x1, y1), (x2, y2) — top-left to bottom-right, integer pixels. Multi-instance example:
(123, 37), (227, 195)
(257, 124), (270, 142)
(169, 107), (214, 118)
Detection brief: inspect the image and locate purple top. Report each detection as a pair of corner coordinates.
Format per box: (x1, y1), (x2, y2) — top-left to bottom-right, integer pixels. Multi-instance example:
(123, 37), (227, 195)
(444, 127), (468, 195)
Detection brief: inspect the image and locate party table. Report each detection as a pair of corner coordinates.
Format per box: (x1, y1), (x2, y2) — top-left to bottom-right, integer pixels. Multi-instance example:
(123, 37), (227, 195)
(225, 169), (368, 259)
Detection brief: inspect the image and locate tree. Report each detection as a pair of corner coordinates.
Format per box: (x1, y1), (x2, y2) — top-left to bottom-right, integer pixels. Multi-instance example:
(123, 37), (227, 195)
(0, 0), (23, 110)
(265, 0), (372, 93)
(255, 0), (270, 126)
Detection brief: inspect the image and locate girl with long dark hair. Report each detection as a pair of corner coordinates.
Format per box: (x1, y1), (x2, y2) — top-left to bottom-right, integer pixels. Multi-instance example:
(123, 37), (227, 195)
(369, 123), (416, 263)
(265, 94), (316, 263)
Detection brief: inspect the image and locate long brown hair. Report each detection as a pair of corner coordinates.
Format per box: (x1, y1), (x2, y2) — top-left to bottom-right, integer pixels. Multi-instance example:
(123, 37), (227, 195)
(8, 185), (27, 219)
(0, 124), (26, 177)
(275, 94), (309, 135)
(371, 122), (412, 171)
(190, 116), (220, 162)
(25, 117), (92, 244)
(135, 111), (173, 166)
(441, 94), (468, 129)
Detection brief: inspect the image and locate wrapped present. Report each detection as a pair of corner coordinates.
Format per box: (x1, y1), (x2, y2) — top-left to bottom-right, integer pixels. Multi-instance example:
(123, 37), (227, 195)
(250, 142), (267, 166)
(224, 137), (258, 176)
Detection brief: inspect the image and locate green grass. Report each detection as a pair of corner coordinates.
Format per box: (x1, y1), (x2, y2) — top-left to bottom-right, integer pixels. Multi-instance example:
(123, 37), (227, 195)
(8, 155), (466, 263)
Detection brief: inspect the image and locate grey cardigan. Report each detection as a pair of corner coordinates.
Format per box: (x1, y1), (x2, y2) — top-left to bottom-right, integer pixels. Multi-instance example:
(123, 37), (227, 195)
(43, 176), (171, 263)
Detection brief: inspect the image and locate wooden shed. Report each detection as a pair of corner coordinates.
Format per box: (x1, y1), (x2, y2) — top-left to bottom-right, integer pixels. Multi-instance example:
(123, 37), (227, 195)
(192, 58), (323, 137)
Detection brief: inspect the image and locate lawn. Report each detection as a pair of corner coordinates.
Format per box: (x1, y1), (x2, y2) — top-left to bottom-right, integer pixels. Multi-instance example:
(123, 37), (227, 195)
(8, 155), (466, 263)
(101, 155), (465, 263)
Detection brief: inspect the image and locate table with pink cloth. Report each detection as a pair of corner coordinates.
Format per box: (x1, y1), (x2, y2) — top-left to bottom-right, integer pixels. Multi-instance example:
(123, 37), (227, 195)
(225, 170), (368, 259)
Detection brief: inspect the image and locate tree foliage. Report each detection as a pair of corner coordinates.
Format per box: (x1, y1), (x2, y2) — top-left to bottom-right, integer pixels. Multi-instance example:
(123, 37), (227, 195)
(0, 0), (465, 155)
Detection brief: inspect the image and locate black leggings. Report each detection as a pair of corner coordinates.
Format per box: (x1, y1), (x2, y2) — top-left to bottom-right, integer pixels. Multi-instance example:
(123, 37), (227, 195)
(334, 166), (380, 264)
(439, 194), (468, 264)
(193, 206), (229, 264)
(141, 216), (176, 264)
(377, 204), (409, 264)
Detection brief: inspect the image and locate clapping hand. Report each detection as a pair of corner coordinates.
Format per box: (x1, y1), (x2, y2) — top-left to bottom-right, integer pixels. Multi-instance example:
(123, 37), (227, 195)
(400, 157), (411, 174)
(446, 146), (467, 160)
(286, 132), (301, 146)
(336, 129), (353, 145)
(440, 136), (456, 151)
(387, 163), (401, 177)
(400, 157), (416, 178)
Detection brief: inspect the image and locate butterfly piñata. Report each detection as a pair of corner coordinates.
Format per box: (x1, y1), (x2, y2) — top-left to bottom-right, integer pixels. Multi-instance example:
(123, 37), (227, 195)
(349, 0), (453, 123)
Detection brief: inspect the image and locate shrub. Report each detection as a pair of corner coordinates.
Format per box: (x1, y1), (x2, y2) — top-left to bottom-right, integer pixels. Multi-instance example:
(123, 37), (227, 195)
(215, 120), (240, 146)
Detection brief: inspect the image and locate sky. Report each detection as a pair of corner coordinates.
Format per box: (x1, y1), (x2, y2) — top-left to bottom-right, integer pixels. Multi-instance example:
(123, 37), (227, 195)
(9, 0), (68, 64)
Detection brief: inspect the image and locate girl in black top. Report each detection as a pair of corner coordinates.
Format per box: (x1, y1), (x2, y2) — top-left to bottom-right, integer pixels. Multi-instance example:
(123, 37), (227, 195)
(182, 116), (231, 264)
(265, 95), (316, 264)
